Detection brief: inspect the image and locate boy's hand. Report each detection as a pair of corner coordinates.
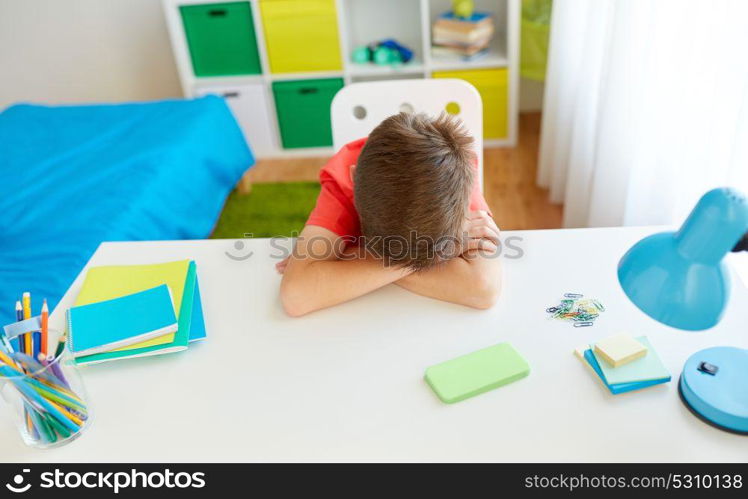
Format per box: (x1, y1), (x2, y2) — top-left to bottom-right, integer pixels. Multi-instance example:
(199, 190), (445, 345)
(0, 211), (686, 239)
(395, 210), (503, 309)
(463, 210), (500, 254)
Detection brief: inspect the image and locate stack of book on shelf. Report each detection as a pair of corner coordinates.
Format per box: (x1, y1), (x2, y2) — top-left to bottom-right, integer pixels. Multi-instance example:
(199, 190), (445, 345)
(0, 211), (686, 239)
(432, 12), (495, 61)
(67, 260), (206, 365)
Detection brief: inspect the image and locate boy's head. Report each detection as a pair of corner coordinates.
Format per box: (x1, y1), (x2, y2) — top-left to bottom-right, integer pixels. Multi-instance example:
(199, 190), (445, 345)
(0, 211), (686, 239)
(353, 112), (475, 271)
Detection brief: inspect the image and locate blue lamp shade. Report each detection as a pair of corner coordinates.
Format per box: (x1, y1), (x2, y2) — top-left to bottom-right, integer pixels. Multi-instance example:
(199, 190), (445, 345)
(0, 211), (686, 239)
(618, 188), (748, 331)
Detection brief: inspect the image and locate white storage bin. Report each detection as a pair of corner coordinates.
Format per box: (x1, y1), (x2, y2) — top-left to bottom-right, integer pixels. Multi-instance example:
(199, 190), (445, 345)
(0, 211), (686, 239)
(194, 82), (276, 157)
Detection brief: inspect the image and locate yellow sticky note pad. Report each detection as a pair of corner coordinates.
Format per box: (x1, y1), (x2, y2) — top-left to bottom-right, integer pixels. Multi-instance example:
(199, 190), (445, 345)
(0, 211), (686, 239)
(593, 334), (647, 368)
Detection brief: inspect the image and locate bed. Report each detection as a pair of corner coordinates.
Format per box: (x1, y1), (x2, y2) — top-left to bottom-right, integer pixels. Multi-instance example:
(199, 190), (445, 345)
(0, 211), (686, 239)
(0, 96), (253, 325)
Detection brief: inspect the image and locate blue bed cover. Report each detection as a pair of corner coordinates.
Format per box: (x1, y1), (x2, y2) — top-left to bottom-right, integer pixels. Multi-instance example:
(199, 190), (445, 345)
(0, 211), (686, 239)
(0, 96), (253, 326)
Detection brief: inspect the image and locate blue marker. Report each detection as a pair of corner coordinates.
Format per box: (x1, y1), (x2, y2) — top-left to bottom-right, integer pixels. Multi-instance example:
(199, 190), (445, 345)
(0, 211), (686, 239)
(32, 332), (41, 359)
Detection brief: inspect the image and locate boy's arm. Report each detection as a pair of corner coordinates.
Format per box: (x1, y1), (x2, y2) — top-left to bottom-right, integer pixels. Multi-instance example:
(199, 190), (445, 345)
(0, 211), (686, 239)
(395, 253), (502, 309)
(394, 211), (502, 309)
(280, 225), (412, 317)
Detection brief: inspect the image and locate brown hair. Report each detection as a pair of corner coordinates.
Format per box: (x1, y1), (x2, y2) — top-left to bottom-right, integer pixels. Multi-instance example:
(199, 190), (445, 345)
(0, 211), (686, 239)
(354, 112), (475, 271)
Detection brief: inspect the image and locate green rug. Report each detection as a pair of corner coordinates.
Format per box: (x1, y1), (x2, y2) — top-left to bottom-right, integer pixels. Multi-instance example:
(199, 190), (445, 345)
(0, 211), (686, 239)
(211, 182), (321, 239)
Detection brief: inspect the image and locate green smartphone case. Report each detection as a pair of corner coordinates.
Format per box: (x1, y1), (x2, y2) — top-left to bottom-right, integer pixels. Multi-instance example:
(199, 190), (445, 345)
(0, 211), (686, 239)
(424, 343), (530, 404)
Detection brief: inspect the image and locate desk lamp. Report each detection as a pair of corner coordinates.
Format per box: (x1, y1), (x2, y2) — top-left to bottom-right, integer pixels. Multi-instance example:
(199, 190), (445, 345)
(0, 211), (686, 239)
(618, 188), (748, 434)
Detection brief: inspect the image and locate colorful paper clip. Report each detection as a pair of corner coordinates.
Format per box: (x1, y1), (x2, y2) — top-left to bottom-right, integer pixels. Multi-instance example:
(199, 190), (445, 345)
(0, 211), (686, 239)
(546, 293), (605, 328)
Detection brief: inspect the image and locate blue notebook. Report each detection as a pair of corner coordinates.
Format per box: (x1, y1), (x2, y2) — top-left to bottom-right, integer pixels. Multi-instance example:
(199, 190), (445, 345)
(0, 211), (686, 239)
(439, 12), (491, 23)
(188, 276), (206, 342)
(67, 284), (178, 357)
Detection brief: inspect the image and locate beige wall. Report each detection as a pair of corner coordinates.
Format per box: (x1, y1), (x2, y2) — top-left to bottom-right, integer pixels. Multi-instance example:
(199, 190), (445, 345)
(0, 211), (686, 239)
(0, 0), (182, 109)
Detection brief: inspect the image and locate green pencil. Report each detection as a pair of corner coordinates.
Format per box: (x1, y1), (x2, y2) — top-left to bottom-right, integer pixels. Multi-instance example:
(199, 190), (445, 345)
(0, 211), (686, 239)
(44, 412), (72, 439)
(28, 407), (56, 443)
(54, 334), (67, 359)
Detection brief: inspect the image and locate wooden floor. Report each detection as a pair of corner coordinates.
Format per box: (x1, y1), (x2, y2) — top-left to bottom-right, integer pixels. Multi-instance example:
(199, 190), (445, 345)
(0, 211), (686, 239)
(244, 112), (562, 230)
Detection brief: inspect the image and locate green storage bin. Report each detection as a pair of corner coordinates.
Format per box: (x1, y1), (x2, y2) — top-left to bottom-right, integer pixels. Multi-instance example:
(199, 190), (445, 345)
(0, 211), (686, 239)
(272, 78), (344, 149)
(180, 2), (261, 77)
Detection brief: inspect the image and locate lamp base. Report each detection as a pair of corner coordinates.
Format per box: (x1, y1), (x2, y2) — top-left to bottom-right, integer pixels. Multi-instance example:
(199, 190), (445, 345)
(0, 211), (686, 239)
(679, 377), (748, 436)
(678, 347), (748, 435)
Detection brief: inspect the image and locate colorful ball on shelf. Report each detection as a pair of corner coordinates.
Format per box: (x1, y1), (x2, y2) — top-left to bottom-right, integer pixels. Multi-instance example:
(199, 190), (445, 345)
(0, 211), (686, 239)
(351, 40), (412, 66)
(373, 46), (399, 65)
(453, 0), (474, 19)
(351, 46), (370, 64)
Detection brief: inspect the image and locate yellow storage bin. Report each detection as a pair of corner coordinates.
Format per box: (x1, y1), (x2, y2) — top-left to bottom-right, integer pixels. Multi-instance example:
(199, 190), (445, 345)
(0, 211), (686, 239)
(433, 68), (508, 139)
(260, 0), (342, 73)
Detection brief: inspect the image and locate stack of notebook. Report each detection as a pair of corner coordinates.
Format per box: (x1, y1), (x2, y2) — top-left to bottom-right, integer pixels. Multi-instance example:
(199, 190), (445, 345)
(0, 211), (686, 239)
(574, 334), (671, 395)
(66, 260), (206, 365)
(432, 12), (495, 61)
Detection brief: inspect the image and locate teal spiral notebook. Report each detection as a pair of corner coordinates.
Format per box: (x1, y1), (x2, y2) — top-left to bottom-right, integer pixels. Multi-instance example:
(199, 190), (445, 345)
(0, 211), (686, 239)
(67, 284), (178, 358)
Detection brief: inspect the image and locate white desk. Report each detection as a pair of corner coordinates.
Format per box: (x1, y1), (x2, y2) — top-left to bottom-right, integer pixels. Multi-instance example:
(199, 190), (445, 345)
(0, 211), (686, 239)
(3, 227), (747, 462)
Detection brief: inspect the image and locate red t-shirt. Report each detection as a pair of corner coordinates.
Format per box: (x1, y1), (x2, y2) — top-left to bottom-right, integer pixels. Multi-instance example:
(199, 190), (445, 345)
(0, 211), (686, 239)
(306, 138), (490, 237)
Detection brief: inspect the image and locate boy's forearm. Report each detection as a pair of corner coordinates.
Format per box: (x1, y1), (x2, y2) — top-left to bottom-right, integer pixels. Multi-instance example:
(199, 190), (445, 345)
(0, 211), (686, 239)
(395, 252), (502, 309)
(281, 253), (411, 317)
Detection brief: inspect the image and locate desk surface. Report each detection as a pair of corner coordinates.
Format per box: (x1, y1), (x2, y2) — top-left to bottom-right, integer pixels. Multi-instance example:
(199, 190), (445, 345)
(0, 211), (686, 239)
(4, 227), (748, 462)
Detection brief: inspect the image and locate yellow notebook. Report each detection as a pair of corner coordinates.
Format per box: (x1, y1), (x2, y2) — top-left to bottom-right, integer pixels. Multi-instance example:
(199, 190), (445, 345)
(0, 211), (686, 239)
(74, 260), (191, 351)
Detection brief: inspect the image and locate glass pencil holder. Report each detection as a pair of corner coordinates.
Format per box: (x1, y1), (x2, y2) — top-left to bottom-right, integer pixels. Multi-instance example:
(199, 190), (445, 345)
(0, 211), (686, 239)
(0, 329), (91, 449)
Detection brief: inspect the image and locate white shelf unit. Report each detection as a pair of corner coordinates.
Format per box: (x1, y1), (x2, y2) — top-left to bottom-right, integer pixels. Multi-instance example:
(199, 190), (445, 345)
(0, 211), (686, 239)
(163, 0), (519, 158)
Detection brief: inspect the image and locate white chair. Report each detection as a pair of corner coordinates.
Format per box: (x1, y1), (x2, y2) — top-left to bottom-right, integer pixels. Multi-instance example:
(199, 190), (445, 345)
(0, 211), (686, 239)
(330, 79), (484, 191)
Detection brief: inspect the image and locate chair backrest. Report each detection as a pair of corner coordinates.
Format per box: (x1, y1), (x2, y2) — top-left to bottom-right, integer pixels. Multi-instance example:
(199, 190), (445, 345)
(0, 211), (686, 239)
(331, 79), (484, 191)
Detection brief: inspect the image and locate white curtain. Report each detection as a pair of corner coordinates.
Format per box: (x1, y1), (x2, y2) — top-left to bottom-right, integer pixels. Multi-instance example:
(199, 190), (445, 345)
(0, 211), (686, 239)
(538, 0), (748, 228)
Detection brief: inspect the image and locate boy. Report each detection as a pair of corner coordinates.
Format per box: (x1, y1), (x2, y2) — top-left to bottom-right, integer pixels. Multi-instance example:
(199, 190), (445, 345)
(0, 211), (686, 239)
(277, 112), (502, 317)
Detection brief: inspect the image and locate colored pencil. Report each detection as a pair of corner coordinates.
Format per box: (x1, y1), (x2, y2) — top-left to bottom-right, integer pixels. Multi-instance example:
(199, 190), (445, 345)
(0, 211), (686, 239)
(45, 334), (71, 389)
(43, 411), (72, 439)
(27, 407), (56, 443)
(38, 353), (71, 390)
(15, 301), (23, 354)
(0, 333), (18, 368)
(13, 352), (64, 387)
(15, 353), (76, 397)
(0, 348), (34, 435)
(25, 406), (41, 441)
(2, 304), (88, 443)
(54, 334), (67, 359)
(51, 364), (69, 390)
(41, 299), (49, 355)
(46, 400), (84, 426)
(22, 292), (31, 355)
(27, 378), (85, 412)
(0, 369), (80, 433)
(0, 353), (84, 411)
(15, 299), (35, 436)
(32, 332), (40, 359)
(0, 348), (21, 371)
